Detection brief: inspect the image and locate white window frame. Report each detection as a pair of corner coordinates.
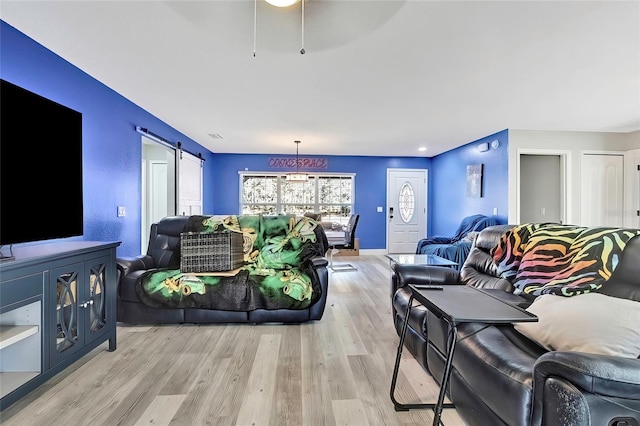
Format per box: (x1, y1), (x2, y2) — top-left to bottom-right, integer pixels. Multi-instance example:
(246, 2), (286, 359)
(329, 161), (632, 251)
(239, 172), (355, 225)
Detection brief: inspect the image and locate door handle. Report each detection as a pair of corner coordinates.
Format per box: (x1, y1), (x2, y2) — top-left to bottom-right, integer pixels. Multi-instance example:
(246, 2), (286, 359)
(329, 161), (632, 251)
(389, 207), (394, 220)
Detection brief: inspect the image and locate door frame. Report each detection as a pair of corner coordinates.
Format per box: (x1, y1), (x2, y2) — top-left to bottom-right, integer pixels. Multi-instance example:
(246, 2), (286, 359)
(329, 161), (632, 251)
(516, 149), (571, 225)
(386, 168), (428, 253)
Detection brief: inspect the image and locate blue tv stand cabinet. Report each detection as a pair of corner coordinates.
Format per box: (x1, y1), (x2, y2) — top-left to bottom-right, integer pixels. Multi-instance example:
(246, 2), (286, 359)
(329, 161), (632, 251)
(0, 241), (120, 410)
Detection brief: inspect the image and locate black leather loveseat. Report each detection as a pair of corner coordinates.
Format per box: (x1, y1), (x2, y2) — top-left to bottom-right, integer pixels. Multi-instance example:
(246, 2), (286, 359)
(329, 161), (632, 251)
(116, 215), (329, 324)
(391, 224), (640, 426)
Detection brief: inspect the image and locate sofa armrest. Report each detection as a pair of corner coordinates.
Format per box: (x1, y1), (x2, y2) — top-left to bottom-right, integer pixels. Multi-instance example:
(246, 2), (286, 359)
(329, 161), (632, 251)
(116, 255), (155, 279)
(532, 351), (640, 425)
(308, 256), (329, 320)
(391, 264), (460, 296)
(534, 351), (640, 400)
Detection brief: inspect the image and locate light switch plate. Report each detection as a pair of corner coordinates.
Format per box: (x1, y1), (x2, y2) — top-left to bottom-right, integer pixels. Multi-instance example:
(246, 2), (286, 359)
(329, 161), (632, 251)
(117, 206), (126, 217)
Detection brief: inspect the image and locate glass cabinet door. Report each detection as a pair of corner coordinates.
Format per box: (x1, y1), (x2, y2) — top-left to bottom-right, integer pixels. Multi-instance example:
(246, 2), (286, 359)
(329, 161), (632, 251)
(56, 271), (78, 353)
(85, 257), (108, 344)
(49, 256), (112, 367)
(50, 263), (83, 366)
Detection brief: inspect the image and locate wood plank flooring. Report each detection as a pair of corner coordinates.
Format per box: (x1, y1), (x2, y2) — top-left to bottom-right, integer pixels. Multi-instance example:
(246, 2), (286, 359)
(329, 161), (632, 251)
(0, 255), (466, 426)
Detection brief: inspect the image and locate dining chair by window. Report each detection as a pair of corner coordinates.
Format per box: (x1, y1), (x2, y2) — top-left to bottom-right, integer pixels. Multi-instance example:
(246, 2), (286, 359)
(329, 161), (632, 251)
(328, 214), (360, 271)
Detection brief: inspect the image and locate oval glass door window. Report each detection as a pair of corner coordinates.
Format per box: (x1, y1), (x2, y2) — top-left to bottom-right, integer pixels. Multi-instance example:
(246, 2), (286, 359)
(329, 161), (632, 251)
(399, 182), (415, 223)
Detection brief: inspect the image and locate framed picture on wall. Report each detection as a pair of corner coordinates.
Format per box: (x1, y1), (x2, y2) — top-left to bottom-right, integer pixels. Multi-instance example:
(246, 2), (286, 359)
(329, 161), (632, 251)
(466, 164), (483, 198)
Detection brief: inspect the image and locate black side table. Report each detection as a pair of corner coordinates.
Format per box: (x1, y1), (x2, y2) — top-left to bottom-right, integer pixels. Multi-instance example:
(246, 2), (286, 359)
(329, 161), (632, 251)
(390, 284), (537, 425)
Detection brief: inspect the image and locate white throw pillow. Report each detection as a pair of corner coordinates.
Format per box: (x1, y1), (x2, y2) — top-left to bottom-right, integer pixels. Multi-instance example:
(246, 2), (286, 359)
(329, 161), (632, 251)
(514, 293), (640, 358)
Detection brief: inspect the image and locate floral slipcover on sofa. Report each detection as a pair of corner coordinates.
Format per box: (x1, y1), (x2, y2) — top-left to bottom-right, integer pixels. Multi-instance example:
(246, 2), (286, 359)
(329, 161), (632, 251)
(116, 214), (329, 324)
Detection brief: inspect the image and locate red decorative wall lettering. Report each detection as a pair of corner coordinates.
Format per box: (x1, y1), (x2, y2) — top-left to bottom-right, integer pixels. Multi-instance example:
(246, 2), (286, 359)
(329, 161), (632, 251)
(268, 157), (328, 170)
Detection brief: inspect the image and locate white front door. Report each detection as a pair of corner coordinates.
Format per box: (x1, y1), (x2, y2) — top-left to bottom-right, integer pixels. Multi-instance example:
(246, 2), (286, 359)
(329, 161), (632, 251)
(387, 169), (427, 254)
(581, 153), (624, 227)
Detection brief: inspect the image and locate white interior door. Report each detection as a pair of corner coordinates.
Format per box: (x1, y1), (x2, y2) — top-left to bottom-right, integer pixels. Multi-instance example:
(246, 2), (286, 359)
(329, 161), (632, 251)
(581, 153), (624, 227)
(177, 150), (203, 216)
(387, 169), (427, 254)
(149, 161), (169, 222)
(142, 137), (176, 253)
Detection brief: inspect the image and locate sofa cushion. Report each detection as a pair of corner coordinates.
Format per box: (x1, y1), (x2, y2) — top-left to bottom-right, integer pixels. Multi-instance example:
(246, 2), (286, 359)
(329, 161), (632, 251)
(450, 323), (541, 426)
(460, 224), (515, 291)
(148, 233), (182, 268)
(600, 235), (640, 302)
(514, 293), (640, 358)
(149, 216), (189, 268)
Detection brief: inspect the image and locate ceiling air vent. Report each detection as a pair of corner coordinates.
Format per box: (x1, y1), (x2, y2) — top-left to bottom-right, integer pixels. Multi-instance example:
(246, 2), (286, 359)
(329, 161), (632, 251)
(208, 133), (223, 139)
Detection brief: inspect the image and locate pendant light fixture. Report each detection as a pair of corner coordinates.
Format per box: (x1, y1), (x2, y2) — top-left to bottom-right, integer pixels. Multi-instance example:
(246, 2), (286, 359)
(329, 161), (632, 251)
(264, 0), (299, 6)
(286, 140), (309, 182)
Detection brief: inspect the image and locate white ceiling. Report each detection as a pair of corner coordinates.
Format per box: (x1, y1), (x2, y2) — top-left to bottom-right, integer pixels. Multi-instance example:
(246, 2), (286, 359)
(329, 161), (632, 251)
(1, 0), (638, 157)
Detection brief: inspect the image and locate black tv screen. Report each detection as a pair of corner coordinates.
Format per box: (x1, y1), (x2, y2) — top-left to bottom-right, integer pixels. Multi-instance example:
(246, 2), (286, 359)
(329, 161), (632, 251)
(1, 79), (83, 246)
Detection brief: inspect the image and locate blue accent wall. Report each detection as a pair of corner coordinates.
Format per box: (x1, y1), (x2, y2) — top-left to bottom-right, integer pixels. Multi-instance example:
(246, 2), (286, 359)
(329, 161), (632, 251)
(1, 20), (511, 254)
(212, 154), (431, 249)
(0, 21), (215, 256)
(430, 130), (509, 236)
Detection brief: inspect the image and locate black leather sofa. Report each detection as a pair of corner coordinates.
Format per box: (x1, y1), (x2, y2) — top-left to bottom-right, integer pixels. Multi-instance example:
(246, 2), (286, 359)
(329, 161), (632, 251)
(391, 224), (640, 426)
(116, 215), (329, 324)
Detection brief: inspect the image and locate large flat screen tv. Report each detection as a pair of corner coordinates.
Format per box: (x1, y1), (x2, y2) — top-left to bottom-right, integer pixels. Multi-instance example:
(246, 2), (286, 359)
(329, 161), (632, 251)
(1, 79), (83, 246)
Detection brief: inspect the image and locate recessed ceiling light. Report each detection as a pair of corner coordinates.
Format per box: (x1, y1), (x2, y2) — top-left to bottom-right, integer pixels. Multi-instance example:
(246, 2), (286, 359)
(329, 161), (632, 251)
(418, 147), (427, 152)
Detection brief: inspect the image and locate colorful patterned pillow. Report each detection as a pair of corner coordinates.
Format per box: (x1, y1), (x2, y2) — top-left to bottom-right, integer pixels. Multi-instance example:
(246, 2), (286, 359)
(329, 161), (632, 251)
(493, 224), (640, 297)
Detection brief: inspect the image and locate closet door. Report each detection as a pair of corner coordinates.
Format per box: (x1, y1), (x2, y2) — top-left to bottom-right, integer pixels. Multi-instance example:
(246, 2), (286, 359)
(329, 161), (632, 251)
(581, 153), (624, 227)
(177, 149), (203, 216)
(624, 149), (640, 228)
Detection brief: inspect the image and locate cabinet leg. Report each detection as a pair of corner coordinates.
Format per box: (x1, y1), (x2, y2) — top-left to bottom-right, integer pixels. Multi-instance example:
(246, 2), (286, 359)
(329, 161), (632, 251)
(108, 334), (117, 352)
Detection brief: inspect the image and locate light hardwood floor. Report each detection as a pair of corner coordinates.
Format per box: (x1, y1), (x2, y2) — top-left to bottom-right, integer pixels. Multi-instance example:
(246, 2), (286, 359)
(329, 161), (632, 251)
(0, 255), (466, 426)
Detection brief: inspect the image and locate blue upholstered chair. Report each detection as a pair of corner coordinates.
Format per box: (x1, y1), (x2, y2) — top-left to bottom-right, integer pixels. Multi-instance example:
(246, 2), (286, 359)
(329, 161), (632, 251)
(415, 214), (499, 269)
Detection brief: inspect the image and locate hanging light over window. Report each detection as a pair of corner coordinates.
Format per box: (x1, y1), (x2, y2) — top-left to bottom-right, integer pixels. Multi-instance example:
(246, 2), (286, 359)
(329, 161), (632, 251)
(286, 140), (309, 182)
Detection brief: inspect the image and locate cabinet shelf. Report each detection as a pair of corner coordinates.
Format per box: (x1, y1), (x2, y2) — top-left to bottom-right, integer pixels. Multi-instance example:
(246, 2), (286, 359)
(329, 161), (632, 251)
(0, 372), (40, 399)
(0, 325), (39, 350)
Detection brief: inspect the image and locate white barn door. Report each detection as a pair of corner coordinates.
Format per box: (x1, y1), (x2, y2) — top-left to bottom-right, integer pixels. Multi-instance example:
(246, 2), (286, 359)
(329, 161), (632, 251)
(177, 149), (203, 216)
